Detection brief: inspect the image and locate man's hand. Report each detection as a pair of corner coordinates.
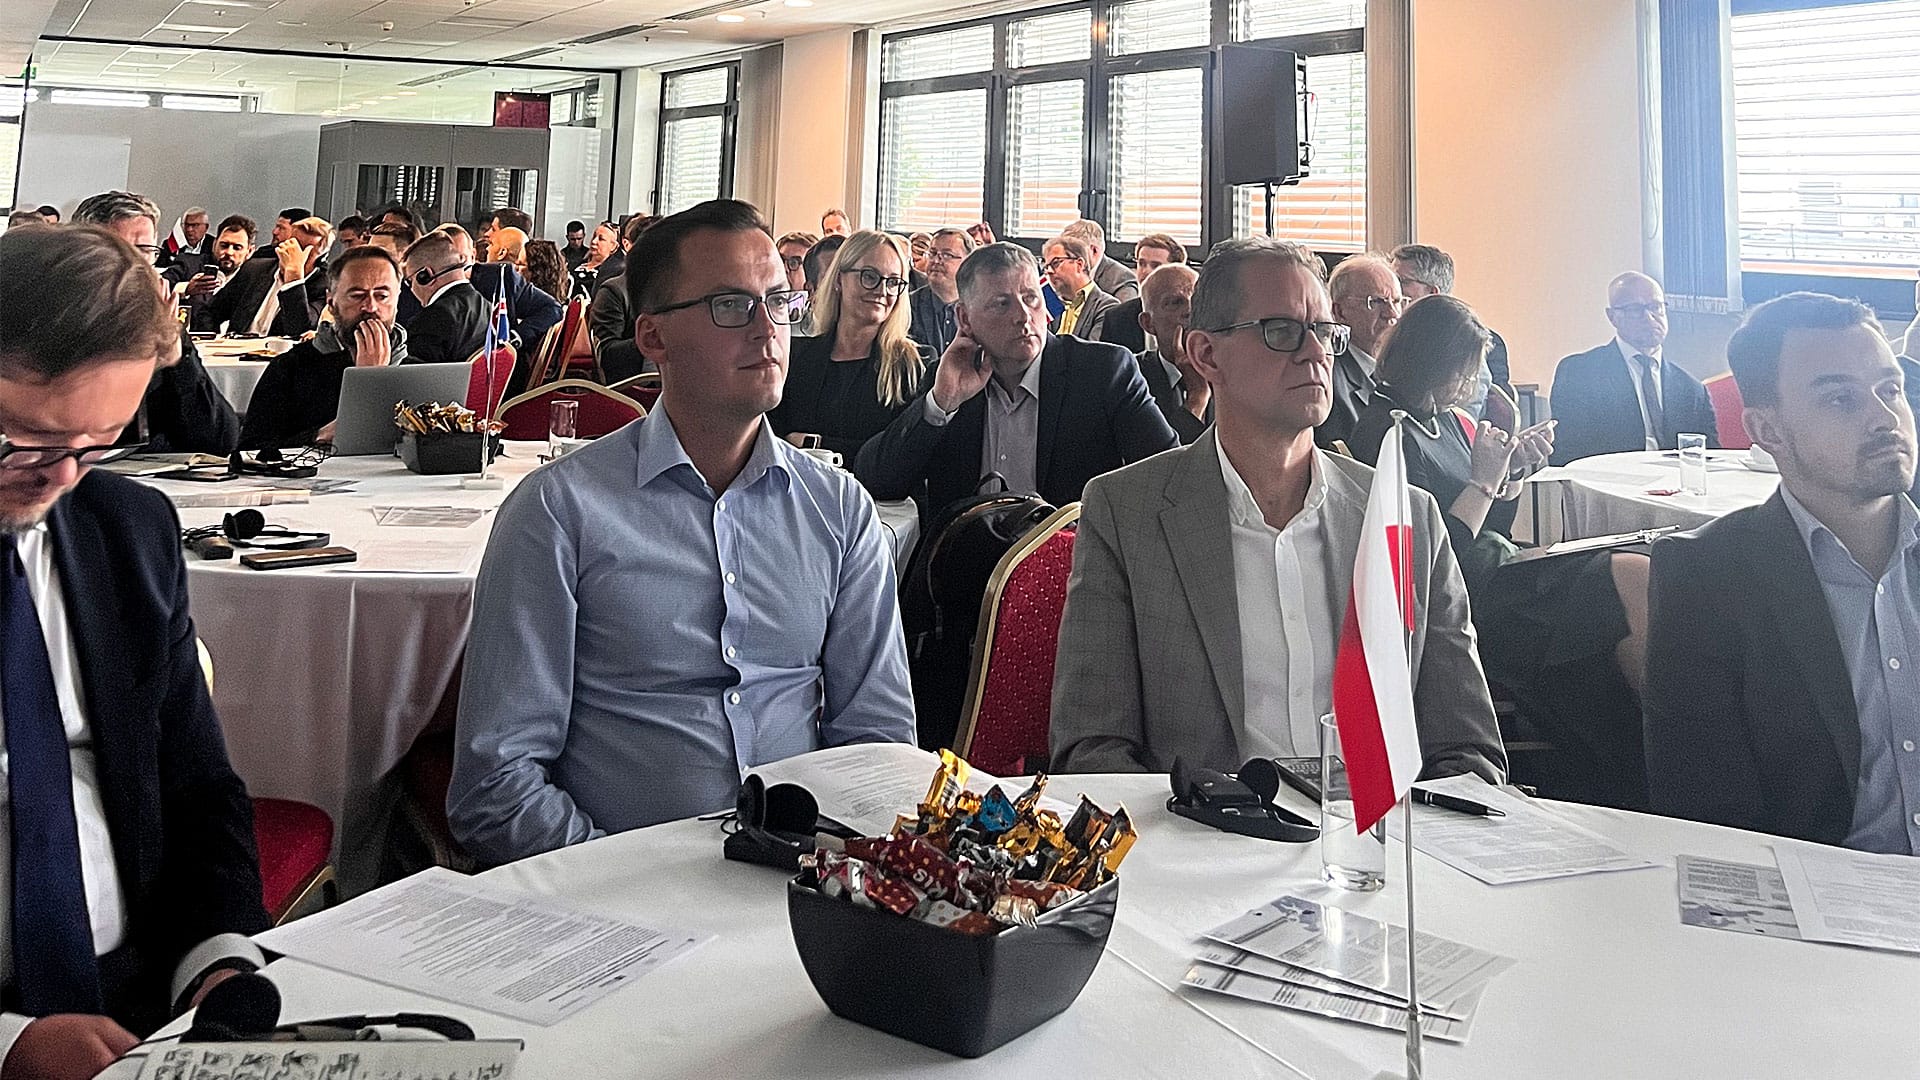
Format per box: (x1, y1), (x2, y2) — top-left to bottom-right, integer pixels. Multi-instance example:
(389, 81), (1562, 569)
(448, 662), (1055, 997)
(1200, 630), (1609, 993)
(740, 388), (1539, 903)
(929, 333), (991, 414)
(185, 272), (221, 298)
(353, 319), (391, 368)
(2, 1015), (138, 1080)
(275, 239), (307, 284)
(315, 420), (338, 444)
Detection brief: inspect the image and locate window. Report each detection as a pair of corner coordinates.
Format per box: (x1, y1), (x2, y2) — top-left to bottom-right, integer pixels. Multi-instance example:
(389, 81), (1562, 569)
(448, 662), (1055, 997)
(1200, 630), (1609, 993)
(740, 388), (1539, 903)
(1233, 50), (1366, 250)
(0, 83), (22, 215)
(877, 1), (1364, 254)
(1730, 0), (1920, 274)
(655, 63), (738, 216)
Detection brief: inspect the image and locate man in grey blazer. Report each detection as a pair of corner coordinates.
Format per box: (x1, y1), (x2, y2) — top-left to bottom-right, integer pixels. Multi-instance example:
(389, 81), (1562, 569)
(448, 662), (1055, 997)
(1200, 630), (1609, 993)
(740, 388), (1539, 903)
(1050, 237), (1507, 780)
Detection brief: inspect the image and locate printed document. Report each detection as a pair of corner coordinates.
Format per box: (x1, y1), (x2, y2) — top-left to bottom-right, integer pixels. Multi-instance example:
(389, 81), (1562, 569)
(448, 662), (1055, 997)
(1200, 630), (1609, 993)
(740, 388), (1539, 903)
(1774, 842), (1920, 954)
(1676, 855), (1800, 939)
(136, 1041), (519, 1079)
(1391, 774), (1660, 885)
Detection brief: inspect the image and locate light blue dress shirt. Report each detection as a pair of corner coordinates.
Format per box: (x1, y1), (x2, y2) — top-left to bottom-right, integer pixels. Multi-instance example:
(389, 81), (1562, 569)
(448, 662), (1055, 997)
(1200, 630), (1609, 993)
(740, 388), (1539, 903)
(448, 407), (917, 864)
(1781, 488), (1920, 855)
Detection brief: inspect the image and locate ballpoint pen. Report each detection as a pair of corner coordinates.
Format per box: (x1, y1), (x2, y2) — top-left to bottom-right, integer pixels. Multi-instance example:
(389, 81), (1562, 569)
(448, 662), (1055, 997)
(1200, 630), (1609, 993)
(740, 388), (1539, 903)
(1412, 788), (1506, 817)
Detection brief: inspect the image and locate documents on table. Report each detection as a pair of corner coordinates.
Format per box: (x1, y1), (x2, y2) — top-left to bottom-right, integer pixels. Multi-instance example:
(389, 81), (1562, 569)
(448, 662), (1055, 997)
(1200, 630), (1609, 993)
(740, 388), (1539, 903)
(373, 504), (488, 527)
(745, 743), (1076, 836)
(256, 867), (709, 1025)
(156, 486), (311, 509)
(1774, 842), (1920, 955)
(1182, 894), (1514, 1043)
(136, 1041), (520, 1079)
(1389, 774), (1660, 885)
(350, 537), (477, 573)
(1675, 855), (1800, 939)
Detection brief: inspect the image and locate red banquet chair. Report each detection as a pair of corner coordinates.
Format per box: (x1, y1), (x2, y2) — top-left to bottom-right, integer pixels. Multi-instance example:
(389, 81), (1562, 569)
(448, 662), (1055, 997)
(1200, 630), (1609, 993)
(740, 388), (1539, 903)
(465, 344), (516, 421)
(497, 379), (646, 441)
(952, 504), (1082, 777)
(1704, 372), (1750, 449)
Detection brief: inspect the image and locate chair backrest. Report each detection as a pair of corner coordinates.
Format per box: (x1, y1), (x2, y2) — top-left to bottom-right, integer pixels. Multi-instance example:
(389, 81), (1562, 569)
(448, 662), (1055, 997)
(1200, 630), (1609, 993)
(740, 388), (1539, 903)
(1704, 372), (1750, 449)
(608, 370), (662, 412)
(559, 297), (601, 382)
(464, 345), (517, 419)
(953, 504), (1082, 776)
(522, 319), (567, 391)
(497, 379), (645, 440)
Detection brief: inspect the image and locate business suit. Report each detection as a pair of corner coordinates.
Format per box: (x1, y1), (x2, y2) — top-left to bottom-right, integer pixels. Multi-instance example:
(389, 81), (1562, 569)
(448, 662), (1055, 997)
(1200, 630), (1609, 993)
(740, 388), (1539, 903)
(589, 277), (650, 385)
(1099, 298), (1147, 355)
(408, 281), (491, 365)
(129, 332), (240, 454)
(908, 287), (961, 357)
(1134, 349), (1210, 444)
(854, 333), (1179, 516)
(190, 259), (323, 338)
(1644, 493), (1864, 845)
(1049, 431), (1507, 781)
(1054, 282), (1119, 341)
(1092, 256), (1140, 304)
(399, 264), (562, 360)
(1549, 342), (1718, 464)
(1316, 347), (1376, 451)
(40, 471), (270, 1031)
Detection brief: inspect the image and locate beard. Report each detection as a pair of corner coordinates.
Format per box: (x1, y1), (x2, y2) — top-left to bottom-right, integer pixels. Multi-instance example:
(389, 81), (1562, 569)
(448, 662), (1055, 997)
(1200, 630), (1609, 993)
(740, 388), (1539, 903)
(1775, 429), (1916, 500)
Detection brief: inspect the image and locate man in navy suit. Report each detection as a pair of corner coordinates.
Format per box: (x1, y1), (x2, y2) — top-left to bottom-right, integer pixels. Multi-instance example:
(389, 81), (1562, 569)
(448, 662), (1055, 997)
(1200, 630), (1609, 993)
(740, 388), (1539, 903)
(1550, 272), (1718, 464)
(0, 226), (268, 1078)
(854, 242), (1178, 516)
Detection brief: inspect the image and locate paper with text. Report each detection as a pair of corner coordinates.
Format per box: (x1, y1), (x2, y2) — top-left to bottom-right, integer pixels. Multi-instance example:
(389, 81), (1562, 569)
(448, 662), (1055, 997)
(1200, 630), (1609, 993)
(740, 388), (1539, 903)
(1390, 774), (1660, 885)
(1676, 855), (1800, 939)
(136, 1041), (519, 1080)
(1182, 962), (1477, 1043)
(256, 867), (708, 1025)
(1774, 842), (1920, 954)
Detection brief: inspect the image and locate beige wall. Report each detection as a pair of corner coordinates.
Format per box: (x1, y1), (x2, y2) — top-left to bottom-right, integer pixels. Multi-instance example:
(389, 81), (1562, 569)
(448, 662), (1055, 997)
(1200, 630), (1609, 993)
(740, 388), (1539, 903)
(771, 29), (861, 237)
(1411, 0), (1648, 390)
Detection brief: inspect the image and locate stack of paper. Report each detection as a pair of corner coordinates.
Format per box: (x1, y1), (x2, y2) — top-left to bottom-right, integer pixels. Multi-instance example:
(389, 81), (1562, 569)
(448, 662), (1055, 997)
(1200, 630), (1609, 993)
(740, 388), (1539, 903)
(1679, 845), (1920, 954)
(1180, 895), (1515, 1043)
(1395, 774), (1661, 886)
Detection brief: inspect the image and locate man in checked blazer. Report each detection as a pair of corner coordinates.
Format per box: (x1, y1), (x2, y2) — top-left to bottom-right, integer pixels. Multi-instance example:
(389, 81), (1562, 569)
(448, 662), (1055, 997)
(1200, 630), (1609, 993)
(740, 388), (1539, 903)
(1049, 237), (1507, 780)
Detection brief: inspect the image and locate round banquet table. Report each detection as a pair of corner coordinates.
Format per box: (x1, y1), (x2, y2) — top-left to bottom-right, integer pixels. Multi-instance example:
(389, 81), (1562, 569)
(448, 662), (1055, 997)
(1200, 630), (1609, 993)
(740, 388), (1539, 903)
(147, 442), (919, 893)
(105, 748), (1920, 1079)
(1540, 449), (1779, 542)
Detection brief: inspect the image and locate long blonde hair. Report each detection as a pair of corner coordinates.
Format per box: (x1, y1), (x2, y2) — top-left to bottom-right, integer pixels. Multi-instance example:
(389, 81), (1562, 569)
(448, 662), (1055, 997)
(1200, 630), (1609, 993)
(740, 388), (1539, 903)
(806, 230), (923, 407)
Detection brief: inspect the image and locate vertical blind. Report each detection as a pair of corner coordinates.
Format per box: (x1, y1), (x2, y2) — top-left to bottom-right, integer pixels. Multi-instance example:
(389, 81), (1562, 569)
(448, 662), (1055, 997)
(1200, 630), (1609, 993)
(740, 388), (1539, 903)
(1730, 0), (1920, 272)
(880, 89), (990, 230)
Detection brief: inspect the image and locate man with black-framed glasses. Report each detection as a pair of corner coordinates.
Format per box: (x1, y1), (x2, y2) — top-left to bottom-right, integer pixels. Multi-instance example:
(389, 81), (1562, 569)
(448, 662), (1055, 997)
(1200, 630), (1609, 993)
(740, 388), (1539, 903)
(1041, 235), (1118, 340)
(1051, 236), (1505, 782)
(910, 228), (974, 357)
(448, 198), (915, 865)
(1319, 251), (1405, 451)
(1550, 271), (1718, 464)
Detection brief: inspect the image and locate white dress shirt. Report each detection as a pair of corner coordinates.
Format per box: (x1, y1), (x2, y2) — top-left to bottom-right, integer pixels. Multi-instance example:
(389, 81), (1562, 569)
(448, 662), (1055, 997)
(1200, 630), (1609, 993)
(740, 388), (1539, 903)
(923, 358), (1043, 496)
(1217, 441), (1338, 758)
(1614, 337), (1664, 450)
(0, 525), (261, 1062)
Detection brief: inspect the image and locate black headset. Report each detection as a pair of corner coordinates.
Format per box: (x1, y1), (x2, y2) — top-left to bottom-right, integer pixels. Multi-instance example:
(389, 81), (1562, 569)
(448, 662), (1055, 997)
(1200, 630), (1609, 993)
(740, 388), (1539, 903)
(411, 260), (470, 288)
(1167, 757), (1319, 843)
(183, 509), (328, 552)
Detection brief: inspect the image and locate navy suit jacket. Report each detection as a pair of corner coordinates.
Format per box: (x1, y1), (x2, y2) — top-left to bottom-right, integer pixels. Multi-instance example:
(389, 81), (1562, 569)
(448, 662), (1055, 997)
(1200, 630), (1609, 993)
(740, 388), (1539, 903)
(853, 333), (1179, 517)
(1549, 342), (1718, 464)
(1098, 298), (1147, 356)
(45, 473), (269, 1030)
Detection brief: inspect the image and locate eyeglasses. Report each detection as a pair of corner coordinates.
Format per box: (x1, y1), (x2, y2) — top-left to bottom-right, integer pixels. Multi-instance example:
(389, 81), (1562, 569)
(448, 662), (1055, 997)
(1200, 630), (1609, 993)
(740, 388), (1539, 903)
(840, 267), (909, 295)
(133, 244), (163, 262)
(1042, 256), (1082, 273)
(1361, 295), (1407, 315)
(781, 255), (805, 271)
(649, 288), (809, 328)
(0, 434), (146, 470)
(1608, 301), (1667, 317)
(926, 250), (965, 265)
(1205, 317), (1350, 356)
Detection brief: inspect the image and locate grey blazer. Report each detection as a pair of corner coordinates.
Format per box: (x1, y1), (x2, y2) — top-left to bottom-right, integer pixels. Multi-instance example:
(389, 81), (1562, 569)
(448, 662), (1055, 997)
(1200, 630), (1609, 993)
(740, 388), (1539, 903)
(1048, 430), (1507, 782)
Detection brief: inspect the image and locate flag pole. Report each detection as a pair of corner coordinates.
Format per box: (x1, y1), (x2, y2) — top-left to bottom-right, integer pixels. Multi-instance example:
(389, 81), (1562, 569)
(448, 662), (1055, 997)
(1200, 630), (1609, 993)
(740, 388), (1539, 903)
(1388, 410), (1424, 1080)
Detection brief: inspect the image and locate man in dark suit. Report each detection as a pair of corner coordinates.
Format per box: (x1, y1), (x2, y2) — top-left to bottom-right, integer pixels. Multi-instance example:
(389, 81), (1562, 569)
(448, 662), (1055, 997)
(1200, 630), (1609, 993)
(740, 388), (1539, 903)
(909, 228), (973, 357)
(190, 216), (328, 339)
(1099, 233), (1185, 356)
(1645, 292), (1919, 851)
(401, 231), (490, 365)
(1063, 219), (1140, 305)
(1042, 235), (1118, 340)
(416, 226), (563, 356)
(1317, 252), (1401, 451)
(1133, 263), (1211, 444)
(0, 225), (269, 1076)
(1550, 272), (1717, 464)
(855, 242), (1178, 516)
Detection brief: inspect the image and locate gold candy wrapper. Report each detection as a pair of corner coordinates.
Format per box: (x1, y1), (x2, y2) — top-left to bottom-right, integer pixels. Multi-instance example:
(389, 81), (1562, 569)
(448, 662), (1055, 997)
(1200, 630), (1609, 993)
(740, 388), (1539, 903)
(393, 399), (505, 436)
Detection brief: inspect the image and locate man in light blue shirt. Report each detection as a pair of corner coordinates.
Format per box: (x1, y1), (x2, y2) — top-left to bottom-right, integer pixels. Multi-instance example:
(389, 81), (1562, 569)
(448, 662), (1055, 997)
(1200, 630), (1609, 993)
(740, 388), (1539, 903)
(449, 199), (916, 865)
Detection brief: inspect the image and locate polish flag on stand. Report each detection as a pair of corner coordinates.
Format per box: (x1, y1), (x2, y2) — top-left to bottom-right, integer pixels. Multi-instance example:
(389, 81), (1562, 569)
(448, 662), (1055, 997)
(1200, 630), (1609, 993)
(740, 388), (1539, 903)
(1331, 417), (1424, 832)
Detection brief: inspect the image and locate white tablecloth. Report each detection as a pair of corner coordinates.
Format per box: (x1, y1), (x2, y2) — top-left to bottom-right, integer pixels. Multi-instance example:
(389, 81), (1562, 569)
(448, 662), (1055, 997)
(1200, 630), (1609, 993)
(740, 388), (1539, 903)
(118, 759), (1920, 1079)
(152, 444), (918, 892)
(1535, 449), (1778, 542)
(201, 357), (269, 415)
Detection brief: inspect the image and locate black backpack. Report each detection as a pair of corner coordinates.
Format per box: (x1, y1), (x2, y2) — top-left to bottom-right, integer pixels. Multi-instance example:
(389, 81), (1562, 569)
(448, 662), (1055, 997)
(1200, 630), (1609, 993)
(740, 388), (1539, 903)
(898, 478), (1055, 753)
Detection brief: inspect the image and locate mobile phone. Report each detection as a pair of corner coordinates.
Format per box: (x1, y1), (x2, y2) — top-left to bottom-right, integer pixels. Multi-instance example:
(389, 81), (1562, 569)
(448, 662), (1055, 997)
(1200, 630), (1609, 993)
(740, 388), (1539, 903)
(972, 346), (985, 372)
(240, 546), (357, 570)
(1270, 757), (1322, 802)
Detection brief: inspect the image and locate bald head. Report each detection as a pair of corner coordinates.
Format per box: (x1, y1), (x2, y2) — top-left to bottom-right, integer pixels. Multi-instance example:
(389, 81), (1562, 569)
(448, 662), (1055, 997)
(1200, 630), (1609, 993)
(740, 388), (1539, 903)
(1329, 253), (1403, 357)
(1606, 271), (1668, 352)
(1141, 262), (1199, 345)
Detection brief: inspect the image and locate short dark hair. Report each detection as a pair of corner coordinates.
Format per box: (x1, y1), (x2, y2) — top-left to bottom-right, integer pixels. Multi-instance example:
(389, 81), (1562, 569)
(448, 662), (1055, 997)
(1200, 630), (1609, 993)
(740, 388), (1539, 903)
(566, 219), (586, 233)
(492, 207), (534, 234)
(956, 242), (1041, 300)
(381, 205), (417, 225)
(0, 225), (179, 380)
(628, 199), (772, 312)
(34, 206), (59, 219)
(1135, 233), (1186, 263)
(619, 213), (657, 249)
(821, 208), (849, 225)
(73, 191), (160, 230)
(1390, 243), (1456, 294)
(1190, 236), (1321, 332)
(371, 220), (421, 247)
(1727, 291), (1883, 409)
(1376, 294), (1491, 410)
(802, 234), (848, 292)
(278, 207), (313, 223)
(328, 244), (401, 287)
(337, 214), (370, 236)
(216, 214), (257, 242)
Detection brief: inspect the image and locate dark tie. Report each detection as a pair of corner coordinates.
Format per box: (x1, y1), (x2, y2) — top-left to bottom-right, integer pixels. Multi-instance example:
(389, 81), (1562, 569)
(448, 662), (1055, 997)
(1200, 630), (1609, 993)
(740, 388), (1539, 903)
(2, 534), (101, 1015)
(1635, 354), (1665, 446)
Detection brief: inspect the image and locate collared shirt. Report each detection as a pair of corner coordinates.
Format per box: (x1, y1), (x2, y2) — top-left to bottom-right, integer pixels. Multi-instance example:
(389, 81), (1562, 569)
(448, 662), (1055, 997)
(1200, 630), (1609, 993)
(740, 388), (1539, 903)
(0, 525), (262, 1055)
(247, 268), (314, 337)
(1781, 488), (1920, 855)
(448, 406), (917, 864)
(1350, 346), (1378, 383)
(1156, 352), (1188, 406)
(1217, 440), (1336, 757)
(1615, 337), (1665, 450)
(1058, 284), (1090, 337)
(921, 355), (1044, 495)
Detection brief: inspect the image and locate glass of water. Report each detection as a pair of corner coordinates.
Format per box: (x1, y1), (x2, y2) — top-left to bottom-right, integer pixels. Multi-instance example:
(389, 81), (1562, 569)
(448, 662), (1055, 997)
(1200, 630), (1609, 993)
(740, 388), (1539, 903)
(1678, 432), (1709, 496)
(548, 398), (579, 460)
(1320, 713), (1386, 892)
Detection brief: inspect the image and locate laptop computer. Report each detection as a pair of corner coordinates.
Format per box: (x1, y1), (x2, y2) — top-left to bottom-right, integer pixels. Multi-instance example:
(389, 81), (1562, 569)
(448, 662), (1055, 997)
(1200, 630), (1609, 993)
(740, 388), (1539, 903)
(331, 363), (472, 457)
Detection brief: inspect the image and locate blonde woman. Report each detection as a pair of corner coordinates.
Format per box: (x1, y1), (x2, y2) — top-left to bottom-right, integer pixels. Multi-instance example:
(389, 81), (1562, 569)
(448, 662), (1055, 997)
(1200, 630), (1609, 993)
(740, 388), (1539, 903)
(770, 229), (929, 463)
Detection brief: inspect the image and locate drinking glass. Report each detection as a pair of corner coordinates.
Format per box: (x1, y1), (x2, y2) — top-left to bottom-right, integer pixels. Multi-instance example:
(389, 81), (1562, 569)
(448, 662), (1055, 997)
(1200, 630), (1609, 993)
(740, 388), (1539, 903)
(548, 398), (580, 459)
(1320, 713), (1387, 892)
(1678, 432), (1709, 496)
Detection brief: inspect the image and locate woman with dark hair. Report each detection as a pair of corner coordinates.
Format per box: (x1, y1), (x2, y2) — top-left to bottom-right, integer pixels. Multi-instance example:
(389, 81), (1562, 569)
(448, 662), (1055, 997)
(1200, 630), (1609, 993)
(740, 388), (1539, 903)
(1348, 294), (1654, 810)
(523, 239), (570, 306)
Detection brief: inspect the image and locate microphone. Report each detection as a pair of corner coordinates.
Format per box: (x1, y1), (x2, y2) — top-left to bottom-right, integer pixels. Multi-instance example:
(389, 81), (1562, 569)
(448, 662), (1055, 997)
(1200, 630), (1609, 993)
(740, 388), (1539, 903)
(182, 972), (281, 1042)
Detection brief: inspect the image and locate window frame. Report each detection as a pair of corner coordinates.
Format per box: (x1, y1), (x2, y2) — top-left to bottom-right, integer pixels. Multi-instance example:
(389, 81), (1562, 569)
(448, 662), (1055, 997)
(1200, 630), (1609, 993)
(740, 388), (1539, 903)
(653, 61), (740, 217)
(877, 1), (1363, 258)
